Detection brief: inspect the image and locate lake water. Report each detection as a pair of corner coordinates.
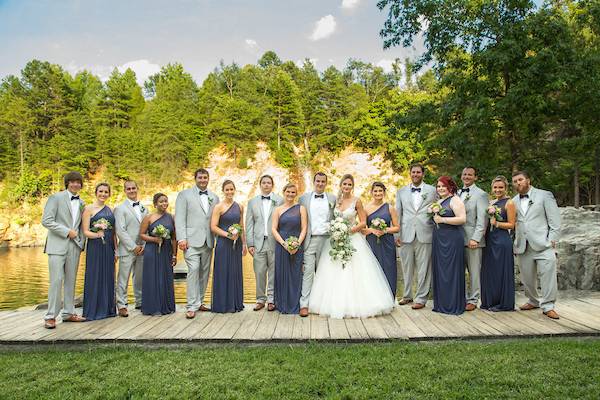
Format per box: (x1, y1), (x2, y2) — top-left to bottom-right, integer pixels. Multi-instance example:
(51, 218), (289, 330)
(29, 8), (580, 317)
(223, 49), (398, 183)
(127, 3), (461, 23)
(0, 247), (258, 310)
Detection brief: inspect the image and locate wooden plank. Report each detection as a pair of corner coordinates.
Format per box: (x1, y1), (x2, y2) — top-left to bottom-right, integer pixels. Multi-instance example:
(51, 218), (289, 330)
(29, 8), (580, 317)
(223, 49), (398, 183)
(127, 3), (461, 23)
(0, 311), (45, 336)
(253, 309), (279, 340)
(309, 314), (329, 340)
(471, 310), (522, 336)
(291, 314), (311, 340)
(566, 299), (600, 319)
(71, 315), (130, 340)
(213, 310), (248, 339)
(272, 314), (296, 340)
(389, 307), (427, 338)
(156, 313), (198, 339)
(232, 309), (264, 340)
(344, 318), (369, 340)
(97, 312), (149, 340)
(378, 314), (407, 339)
(578, 297), (600, 308)
(395, 307), (444, 338)
(420, 311), (462, 337)
(456, 310), (504, 337)
(361, 317), (388, 339)
(2, 313), (61, 341)
(327, 317), (350, 340)
(193, 313), (230, 339)
(553, 303), (600, 332)
(136, 312), (182, 340)
(485, 311), (543, 336)
(118, 315), (169, 340)
(516, 309), (580, 335)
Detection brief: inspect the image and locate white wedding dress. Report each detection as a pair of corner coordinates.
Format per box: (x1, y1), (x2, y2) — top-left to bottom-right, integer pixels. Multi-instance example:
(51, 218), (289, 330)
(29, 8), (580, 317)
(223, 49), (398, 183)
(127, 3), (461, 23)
(309, 201), (395, 319)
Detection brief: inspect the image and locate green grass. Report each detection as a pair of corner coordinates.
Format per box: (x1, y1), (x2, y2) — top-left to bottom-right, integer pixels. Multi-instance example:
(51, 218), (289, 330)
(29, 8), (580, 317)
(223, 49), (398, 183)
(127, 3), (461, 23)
(0, 339), (599, 399)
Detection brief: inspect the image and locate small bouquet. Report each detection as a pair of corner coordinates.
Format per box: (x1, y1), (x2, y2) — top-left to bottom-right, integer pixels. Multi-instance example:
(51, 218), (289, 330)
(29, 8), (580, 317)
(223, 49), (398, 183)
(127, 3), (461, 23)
(487, 205), (503, 231)
(284, 236), (301, 252)
(370, 217), (388, 244)
(91, 218), (112, 244)
(326, 212), (355, 268)
(151, 224), (171, 253)
(427, 201), (446, 228)
(227, 223), (243, 248)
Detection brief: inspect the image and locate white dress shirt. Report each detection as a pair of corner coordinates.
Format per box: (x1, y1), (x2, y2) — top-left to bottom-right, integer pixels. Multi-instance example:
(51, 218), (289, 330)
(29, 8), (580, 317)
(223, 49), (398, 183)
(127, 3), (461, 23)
(128, 198), (143, 221)
(310, 192), (329, 235)
(459, 184), (472, 201)
(196, 186), (209, 213)
(261, 194), (273, 237)
(411, 183), (424, 210)
(520, 188), (533, 215)
(68, 191), (80, 228)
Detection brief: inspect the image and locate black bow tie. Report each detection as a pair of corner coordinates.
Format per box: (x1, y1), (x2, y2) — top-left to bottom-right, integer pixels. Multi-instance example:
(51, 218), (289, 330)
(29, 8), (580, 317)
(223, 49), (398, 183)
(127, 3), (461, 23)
(520, 194), (529, 199)
(132, 201), (140, 207)
(261, 196), (271, 201)
(461, 188), (470, 193)
(314, 194), (325, 199)
(411, 187), (421, 193)
(199, 190), (208, 196)
(70, 195), (79, 201)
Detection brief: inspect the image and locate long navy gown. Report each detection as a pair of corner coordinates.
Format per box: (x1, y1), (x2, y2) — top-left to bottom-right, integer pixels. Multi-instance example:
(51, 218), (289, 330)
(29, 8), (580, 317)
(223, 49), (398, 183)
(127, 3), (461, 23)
(432, 196), (466, 315)
(142, 213), (176, 315)
(212, 202), (244, 313)
(274, 204), (304, 314)
(481, 198), (515, 311)
(83, 206), (116, 321)
(366, 204), (397, 298)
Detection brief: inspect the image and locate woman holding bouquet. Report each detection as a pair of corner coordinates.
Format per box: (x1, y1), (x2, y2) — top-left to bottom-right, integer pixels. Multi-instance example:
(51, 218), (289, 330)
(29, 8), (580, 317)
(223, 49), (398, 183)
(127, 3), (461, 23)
(210, 180), (246, 313)
(271, 183), (308, 314)
(139, 193), (176, 315)
(481, 176), (516, 311)
(82, 183), (117, 321)
(431, 176), (467, 315)
(363, 182), (400, 297)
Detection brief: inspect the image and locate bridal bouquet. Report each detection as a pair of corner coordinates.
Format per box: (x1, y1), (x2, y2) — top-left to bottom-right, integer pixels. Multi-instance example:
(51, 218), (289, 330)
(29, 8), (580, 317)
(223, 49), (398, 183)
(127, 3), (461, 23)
(487, 205), (503, 231)
(370, 217), (388, 244)
(227, 223), (243, 248)
(326, 214), (355, 268)
(91, 218), (112, 244)
(285, 236), (300, 252)
(427, 201), (446, 228)
(151, 224), (171, 253)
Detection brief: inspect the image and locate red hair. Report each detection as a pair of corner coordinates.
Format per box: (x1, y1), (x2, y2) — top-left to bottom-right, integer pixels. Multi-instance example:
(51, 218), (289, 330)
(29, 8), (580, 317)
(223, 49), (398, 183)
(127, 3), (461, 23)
(437, 176), (458, 195)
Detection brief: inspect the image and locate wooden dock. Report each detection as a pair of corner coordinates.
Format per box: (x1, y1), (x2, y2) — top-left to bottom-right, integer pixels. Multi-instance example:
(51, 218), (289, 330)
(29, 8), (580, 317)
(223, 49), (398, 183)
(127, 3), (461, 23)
(1, 293), (599, 344)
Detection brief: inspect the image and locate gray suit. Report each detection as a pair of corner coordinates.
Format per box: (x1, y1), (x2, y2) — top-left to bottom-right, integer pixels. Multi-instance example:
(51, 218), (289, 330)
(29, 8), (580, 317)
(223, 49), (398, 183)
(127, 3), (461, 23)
(114, 200), (148, 309)
(298, 191), (336, 308)
(513, 187), (561, 312)
(175, 186), (219, 311)
(395, 183), (436, 304)
(41, 190), (85, 321)
(245, 193), (284, 304)
(460, 184), (489, 305)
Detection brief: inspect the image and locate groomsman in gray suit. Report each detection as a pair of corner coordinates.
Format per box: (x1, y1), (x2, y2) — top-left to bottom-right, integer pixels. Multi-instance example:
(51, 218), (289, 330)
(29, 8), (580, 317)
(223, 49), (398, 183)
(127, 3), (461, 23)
(114, 180), (148, 317)
(41, 171), (87, 329)
(175, 168), (219, 319)
(512, 171), (561, 319)
(298, 172), (336, 317)
(459, 166), (489, 311)
(246, 175), (284, 311)
(395, 164), (436, 309)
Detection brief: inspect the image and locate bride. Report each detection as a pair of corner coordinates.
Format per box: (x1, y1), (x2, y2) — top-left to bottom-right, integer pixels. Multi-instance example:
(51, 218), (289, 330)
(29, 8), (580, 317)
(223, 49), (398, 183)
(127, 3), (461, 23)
(309, 174), (395, 318)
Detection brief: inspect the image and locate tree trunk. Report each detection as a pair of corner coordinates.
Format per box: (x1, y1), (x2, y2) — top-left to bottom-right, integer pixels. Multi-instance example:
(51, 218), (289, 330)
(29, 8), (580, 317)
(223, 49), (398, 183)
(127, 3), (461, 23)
(573, 165), (580, 207)
(18, 130), (25, 177)
(595, 147), (600, 211)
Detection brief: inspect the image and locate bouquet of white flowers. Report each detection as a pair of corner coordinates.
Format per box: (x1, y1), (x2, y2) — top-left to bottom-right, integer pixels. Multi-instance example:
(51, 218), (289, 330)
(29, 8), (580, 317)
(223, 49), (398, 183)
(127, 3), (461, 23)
(151, 224), (171, 253)
(91, 218), (112, 244)
(326, 212), (355, 268)
(370, 217), (388, 244)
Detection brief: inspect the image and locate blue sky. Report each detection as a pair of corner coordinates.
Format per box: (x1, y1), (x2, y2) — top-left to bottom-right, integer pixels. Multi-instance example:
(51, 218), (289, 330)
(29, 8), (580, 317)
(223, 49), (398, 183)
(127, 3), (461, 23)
(0, 0), (423, 85)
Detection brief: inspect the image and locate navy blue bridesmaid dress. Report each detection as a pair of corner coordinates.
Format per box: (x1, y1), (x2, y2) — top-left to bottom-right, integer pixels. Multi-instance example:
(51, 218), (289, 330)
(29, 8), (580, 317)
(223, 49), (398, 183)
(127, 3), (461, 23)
(366, 203), (397, 297)
(83, 206), (116, 321)
(432, 196), (466, 315)
(212, 202), (244, 313)
(481, 198), (515, 311)
(142, 213), (176, 315)
(274, 204), (304, 314)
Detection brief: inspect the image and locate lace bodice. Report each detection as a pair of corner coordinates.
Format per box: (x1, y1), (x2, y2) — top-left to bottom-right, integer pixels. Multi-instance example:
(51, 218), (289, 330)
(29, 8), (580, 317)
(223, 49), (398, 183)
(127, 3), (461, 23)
(335, 198), (358, 226)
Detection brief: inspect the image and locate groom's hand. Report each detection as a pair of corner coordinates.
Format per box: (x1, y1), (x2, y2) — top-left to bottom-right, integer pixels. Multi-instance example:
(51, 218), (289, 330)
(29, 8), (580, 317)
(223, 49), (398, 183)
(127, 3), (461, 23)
(178, 240), (189, 251)
(395, 238), (402, 247)
(248, 246), (255, 256)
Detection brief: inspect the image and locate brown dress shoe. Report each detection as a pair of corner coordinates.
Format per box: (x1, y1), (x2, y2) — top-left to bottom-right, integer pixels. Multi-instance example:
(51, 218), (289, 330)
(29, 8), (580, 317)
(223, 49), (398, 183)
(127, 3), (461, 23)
(253, 303), (265, 311)
(63, 314), (86, 322)
(465, 303), (477, 311)
(411, 303), (425, 310)
(198, 304), (211, 312)
(185, 310), (196, 319)
(267, 303), (276, 312)
(519, 303), (540, 311)
(398, 298), (413, 306)
(299, 307), (309, 317)
(543, 309), (560, 320)
(44, 319), (56, 329)
(118, 308), (129, 317)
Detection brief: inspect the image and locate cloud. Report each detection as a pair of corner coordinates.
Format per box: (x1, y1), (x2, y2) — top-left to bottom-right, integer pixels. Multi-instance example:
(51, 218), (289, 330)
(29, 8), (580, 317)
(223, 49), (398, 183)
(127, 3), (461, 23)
(64, 59), (161, 84)
(244, 38), (258, 50)
(295, 58), (318, 68)
(341, 0), (360, 9)
(310, 15), (336, 41)
(376, 58), (395, 73)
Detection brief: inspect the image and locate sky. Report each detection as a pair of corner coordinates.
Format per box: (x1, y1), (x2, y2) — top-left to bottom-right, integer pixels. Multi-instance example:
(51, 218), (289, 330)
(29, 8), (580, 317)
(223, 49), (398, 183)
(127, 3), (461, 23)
(0, 0), (425, 85)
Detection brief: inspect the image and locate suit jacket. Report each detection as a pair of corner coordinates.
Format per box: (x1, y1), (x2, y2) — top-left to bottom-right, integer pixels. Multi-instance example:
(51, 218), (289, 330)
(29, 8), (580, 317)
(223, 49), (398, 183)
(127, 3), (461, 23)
(512, 187), (561, 254)
(461, 184), (489, 247)
(114, 200), (149, 257)
(245, 193), (284, 252)
(395, 183), (436, 244)
(174, 187), (219, 248)
(42, 190), (85, 254)
(298, 191), (336, 250)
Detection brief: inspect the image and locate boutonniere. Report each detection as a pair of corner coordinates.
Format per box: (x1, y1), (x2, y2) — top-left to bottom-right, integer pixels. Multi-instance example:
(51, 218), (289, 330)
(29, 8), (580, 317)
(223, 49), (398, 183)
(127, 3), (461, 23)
(421, 193), (427, 201)
(79, 203), (85, 213)
(528, 199), (533, 206)
(208, 197), (214, 205)
(140, 204), (146, 213)
(329, 201), (335, 210)
(271, 199), (277, 207)
(464, 194), (471, 201)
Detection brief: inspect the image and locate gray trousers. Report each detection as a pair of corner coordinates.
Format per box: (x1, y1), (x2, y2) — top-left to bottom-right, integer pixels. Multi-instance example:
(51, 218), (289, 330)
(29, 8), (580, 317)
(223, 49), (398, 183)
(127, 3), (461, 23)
(464, 247), (482, 305)
(300, 235), (327, 308)
(517, 245), (557, 312)
(45, 241), (82, 320)
(253, 246), (275, 304)
(399, 240), (432, 304)
(116, 253), (143, 309)
(185, 245), (213, 311)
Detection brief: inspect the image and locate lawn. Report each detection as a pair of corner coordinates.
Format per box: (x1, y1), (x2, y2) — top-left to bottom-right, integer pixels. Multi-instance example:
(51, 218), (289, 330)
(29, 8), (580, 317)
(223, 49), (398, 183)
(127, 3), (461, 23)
(0, 338), (598, 399)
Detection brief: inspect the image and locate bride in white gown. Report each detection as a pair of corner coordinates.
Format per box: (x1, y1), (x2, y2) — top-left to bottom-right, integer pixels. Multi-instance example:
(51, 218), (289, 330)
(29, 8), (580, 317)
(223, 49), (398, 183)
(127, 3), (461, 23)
(309, 174), (395, 318)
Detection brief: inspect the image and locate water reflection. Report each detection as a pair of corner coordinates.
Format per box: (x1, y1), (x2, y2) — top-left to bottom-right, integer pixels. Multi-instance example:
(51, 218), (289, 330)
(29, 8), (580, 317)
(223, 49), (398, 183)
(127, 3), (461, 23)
(0, 248), (257, 310)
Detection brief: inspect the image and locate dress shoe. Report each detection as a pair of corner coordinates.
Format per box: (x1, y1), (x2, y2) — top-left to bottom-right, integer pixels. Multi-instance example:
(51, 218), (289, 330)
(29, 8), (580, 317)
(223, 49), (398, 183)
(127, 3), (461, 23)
(253, 303), (265, 311)
(465, 303), (477, 312)
(519, 303), (540, 311)
(411, 303), (425, 310)
(398, 298), (413, 306)
(543, 309), (560, 320)
(299, 307), (309, 317)
(63, 314), (86, 322)
(44, 319), (56, 329)
(185, 310), (196, 319)
(118, 308), (129, 317)
(267, 303), (276, 312)
(199, 305), (211, 312)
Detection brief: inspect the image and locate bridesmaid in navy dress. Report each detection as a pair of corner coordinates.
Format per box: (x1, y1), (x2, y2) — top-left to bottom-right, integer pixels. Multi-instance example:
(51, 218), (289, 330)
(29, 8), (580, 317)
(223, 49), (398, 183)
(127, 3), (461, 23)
(364, 182), (400, 298)
(481, 176), (516, 311)
(139, 193), (177, 315)
(82, 183), (116, 321)
(431, 176), (467, 315)
(210, 180), (246, 313)
(271, 183), (308, 314)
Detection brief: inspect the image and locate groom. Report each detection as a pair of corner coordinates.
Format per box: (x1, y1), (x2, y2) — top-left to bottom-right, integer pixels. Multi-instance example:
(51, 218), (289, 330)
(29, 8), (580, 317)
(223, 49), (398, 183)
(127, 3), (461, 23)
(175, 168), (219, 319)
(298, 172), (336, 317)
